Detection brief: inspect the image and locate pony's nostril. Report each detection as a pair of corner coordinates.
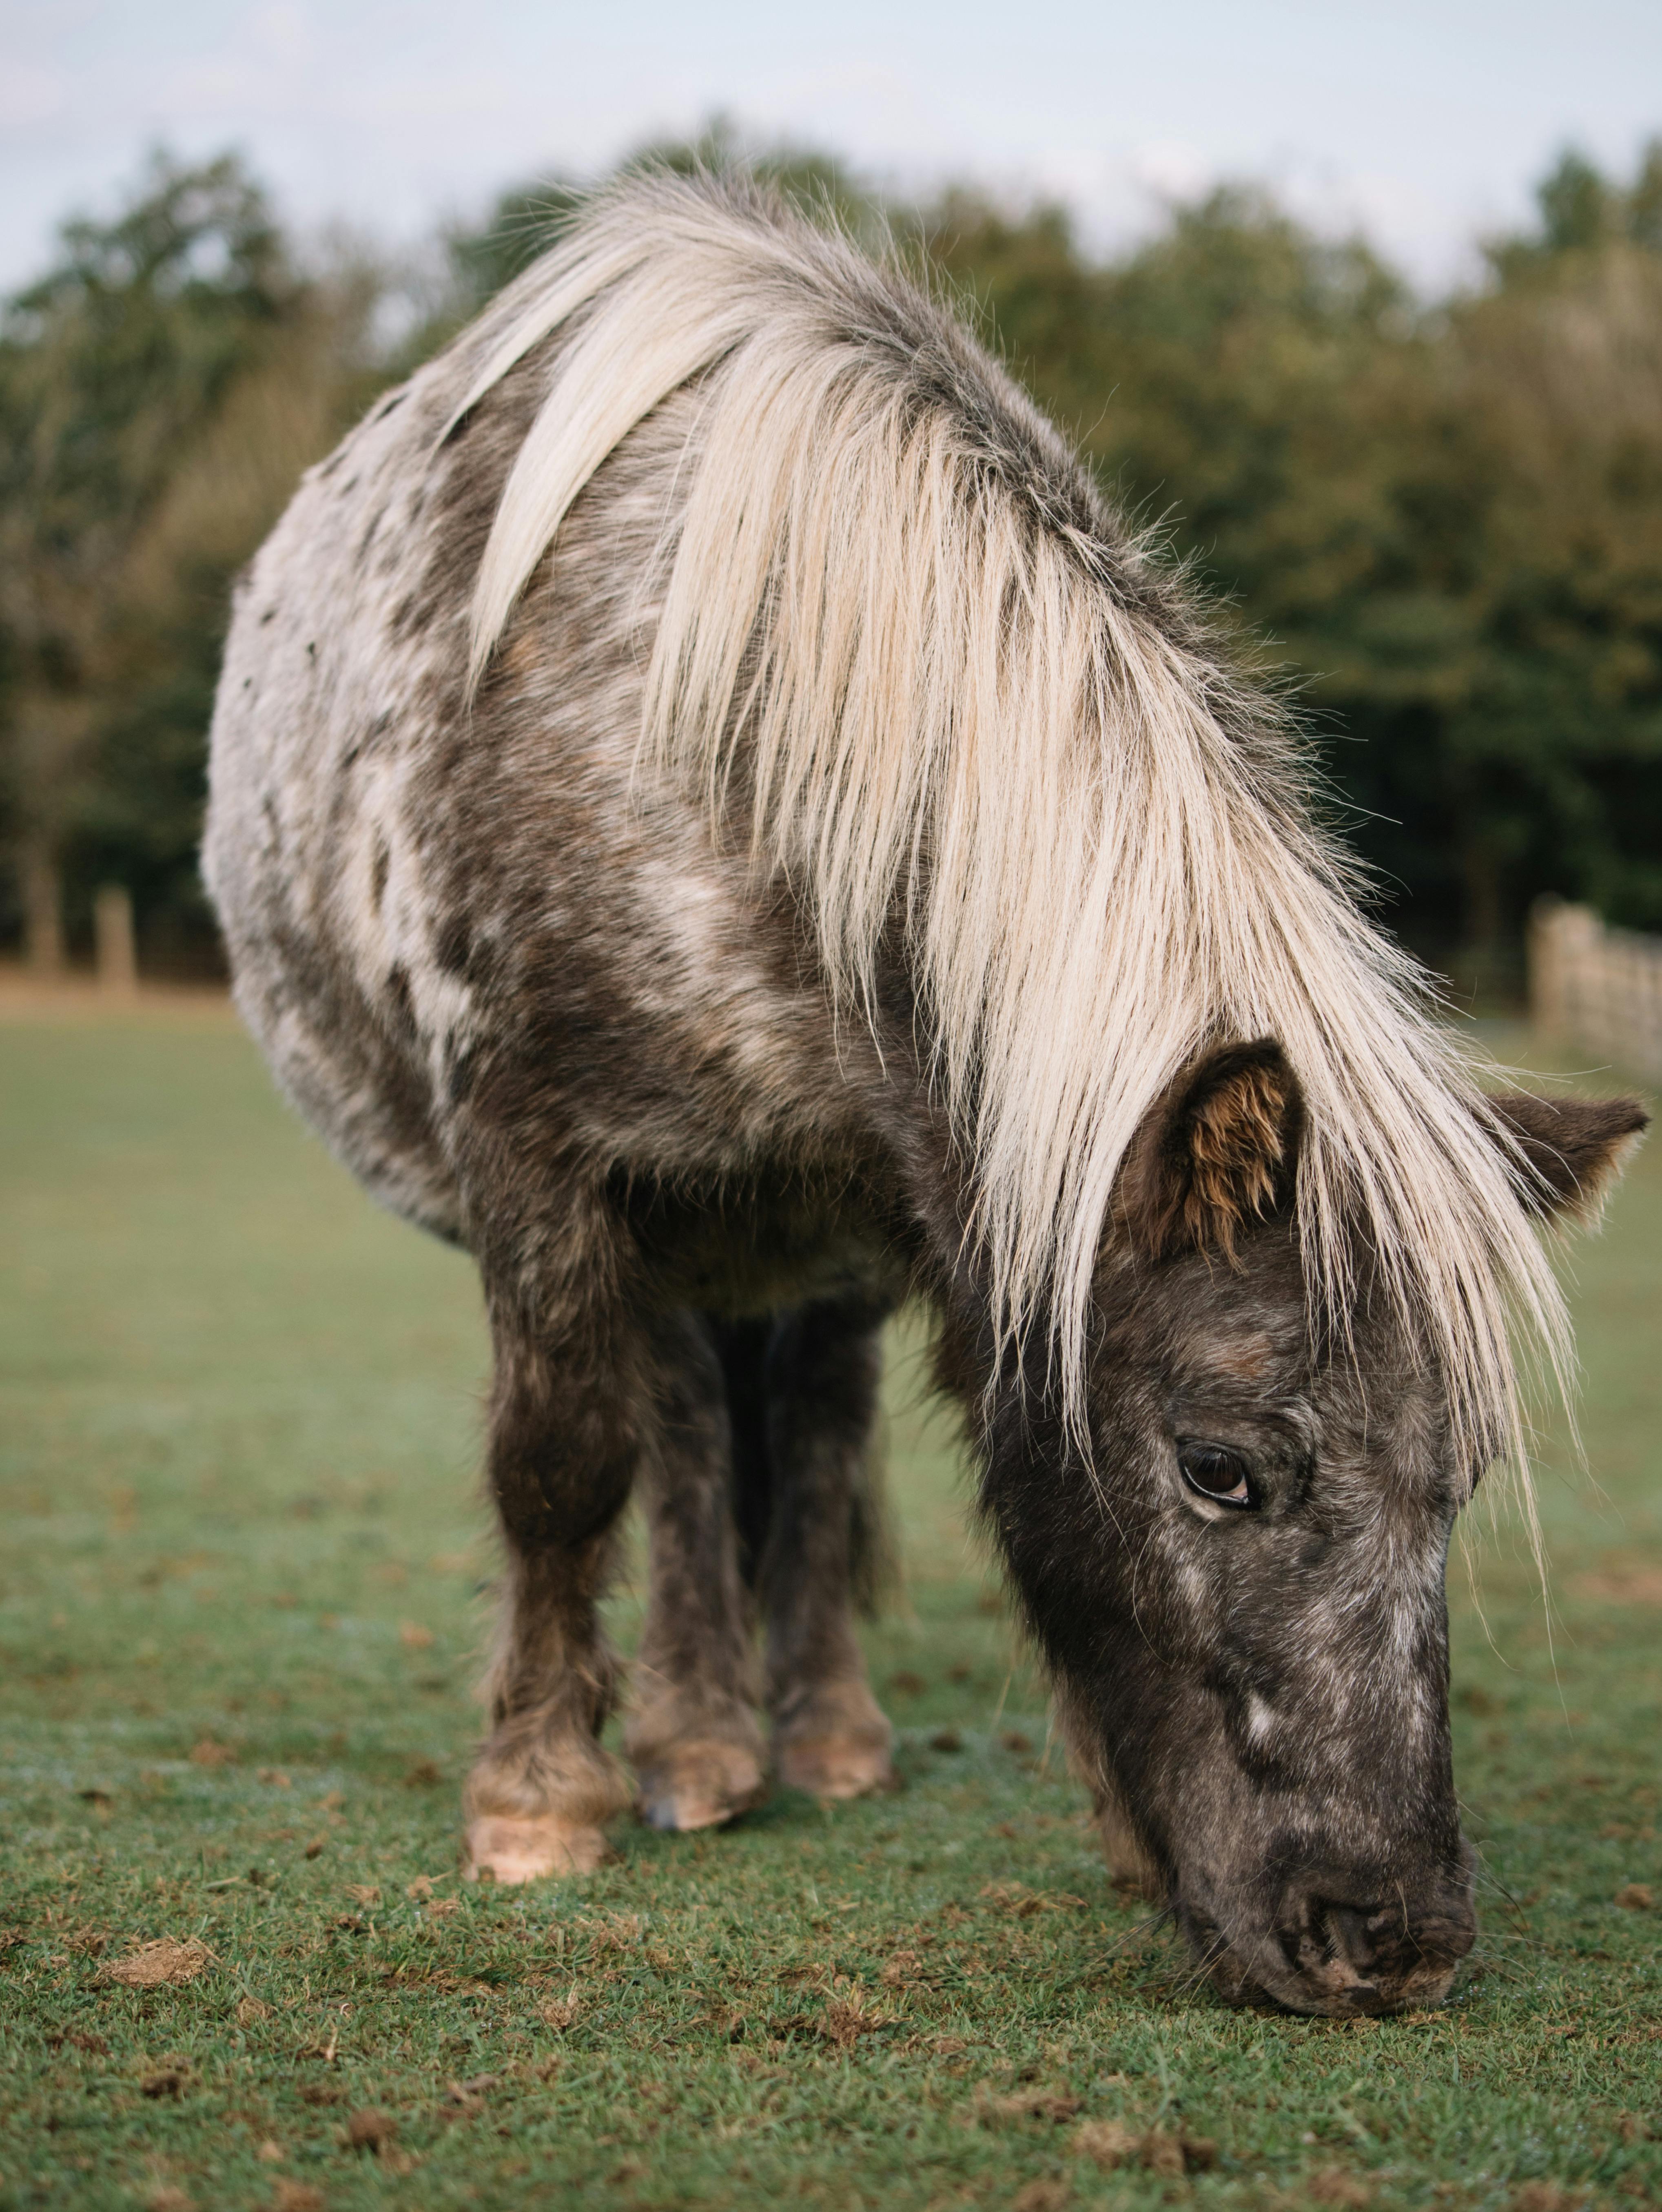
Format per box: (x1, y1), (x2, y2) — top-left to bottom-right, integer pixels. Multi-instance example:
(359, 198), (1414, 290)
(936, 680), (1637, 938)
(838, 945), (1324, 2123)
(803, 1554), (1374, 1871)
(1318, 1902), (1384, 1971)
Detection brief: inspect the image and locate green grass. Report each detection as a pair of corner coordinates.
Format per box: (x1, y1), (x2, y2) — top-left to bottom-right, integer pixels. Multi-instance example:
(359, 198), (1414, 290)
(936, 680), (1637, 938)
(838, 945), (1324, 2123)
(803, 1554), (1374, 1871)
(0, 1009), (1657, 2212)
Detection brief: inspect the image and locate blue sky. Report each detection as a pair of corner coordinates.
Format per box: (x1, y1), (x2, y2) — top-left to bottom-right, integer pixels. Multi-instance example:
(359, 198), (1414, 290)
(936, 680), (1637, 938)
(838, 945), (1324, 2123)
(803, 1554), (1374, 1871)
(4, 0), (1660, 293)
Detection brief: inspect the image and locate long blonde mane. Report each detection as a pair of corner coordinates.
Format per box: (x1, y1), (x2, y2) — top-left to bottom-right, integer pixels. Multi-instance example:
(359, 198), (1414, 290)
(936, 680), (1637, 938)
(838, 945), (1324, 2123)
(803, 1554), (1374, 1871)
(445, 169), (1567, 1471)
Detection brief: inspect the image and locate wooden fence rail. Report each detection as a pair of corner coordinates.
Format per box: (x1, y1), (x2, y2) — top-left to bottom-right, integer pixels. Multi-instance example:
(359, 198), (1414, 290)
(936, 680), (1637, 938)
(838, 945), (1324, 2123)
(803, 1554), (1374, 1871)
(1529, 898), (1662, 1081)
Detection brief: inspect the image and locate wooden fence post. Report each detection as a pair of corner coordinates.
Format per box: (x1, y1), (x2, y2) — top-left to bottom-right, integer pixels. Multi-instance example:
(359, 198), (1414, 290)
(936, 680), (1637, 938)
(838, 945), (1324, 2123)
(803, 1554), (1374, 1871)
(1527, 897), (1587, 1045)
(1529, 897), (1662, 1080)
(94, 885), (139, 996)
(21, 846), (65, 978)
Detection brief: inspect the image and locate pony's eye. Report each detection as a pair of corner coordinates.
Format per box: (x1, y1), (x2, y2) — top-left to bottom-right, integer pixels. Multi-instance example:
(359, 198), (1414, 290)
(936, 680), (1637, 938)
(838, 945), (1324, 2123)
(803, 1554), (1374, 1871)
(1177, 1440), (1254, 1509)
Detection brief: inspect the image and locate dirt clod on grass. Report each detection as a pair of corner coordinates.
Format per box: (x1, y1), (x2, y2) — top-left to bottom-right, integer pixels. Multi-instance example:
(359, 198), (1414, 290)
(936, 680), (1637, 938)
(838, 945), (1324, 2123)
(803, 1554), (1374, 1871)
(448, 2073), (500, 2099)
(980, 1882), (1084, 1918)
(346, 2107), (398, 2152)
(1614, 1882), (1653, 1910)
(46, 2028), (109, 2055)
(820, 1996), (893, 2048)
(1306, 2169), (1374, 2206)
(102, 1937), (213, 1987)
(980, 2086), (1083, 2125)
(1012, 2182), (1070, 2212)
(1074, 2119), (1218, 2174)
(1073, 2118), (1137, 2165)
(271, 2183), (325, 2212)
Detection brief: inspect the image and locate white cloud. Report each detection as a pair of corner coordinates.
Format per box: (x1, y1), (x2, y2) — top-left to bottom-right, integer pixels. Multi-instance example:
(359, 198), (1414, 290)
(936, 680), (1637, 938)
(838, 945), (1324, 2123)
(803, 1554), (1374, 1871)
(247, 3), (316, 66)
(0, 58), (69, 127)
(1129, 141), (1212, 204)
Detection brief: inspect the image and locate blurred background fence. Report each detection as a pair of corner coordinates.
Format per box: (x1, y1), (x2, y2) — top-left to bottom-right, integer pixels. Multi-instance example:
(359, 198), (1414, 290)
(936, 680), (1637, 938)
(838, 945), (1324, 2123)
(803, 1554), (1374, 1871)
(1529, 899), (1662, 1079)
(3, 133), (1662, 999)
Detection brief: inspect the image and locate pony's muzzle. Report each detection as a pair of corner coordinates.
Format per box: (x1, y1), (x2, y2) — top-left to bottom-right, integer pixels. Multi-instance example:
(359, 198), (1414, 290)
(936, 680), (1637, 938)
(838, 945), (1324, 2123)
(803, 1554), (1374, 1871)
(1183, 1844), (1477, 2017)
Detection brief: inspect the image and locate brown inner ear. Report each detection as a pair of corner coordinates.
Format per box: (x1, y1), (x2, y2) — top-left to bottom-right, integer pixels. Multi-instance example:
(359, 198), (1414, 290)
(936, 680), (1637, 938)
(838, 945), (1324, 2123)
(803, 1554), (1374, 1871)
(1122, 1040), (1303, 1264)
(1481, 1091), (1649, 1220)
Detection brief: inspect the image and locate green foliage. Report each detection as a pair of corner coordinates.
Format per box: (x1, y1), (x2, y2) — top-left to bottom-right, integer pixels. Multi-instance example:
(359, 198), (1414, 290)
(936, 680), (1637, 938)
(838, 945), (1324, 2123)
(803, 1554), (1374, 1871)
(0, 154), (401, 969)
(1490, 143), (1662, 276)
(71, 632), (223, 971)
(0, 155), (293, 898)
(0, 1012), (1658, 2206)
(1, 153), (287, 551)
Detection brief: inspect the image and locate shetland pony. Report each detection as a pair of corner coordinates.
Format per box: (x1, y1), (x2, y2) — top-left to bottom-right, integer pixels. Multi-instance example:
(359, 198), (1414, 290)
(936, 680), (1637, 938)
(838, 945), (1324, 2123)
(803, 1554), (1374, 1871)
(205, 173), (1643, 2015)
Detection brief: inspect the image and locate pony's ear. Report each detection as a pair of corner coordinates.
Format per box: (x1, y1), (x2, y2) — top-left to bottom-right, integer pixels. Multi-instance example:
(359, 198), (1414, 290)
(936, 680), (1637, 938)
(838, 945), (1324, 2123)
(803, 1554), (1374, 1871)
(1119, 1039), (1303, 1264)
(1481, 1091), (1648, 1222)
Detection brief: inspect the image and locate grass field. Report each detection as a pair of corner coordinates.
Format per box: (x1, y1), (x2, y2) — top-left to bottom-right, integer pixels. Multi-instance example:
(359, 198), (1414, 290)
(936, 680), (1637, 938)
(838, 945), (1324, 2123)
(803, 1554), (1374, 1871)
(0, 1004), (1657, 2212)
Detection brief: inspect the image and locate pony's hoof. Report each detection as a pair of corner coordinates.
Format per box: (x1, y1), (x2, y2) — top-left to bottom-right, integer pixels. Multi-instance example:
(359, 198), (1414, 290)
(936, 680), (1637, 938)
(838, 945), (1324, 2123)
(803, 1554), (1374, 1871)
(635, 1740), (767, 1833)
(462, 1815), (611, 1884)
(775, 1721), (895, 1800)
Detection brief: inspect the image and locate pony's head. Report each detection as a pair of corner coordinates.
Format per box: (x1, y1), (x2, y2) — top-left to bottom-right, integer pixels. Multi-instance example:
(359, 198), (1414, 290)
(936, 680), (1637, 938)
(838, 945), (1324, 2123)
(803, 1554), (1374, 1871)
(982, 1041), (1645, 2017)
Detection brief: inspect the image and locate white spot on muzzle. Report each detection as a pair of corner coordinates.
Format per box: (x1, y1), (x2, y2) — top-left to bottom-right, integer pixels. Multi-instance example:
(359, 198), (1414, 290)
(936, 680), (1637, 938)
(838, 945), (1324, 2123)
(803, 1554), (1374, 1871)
(1245, 1690), (1277, 1743)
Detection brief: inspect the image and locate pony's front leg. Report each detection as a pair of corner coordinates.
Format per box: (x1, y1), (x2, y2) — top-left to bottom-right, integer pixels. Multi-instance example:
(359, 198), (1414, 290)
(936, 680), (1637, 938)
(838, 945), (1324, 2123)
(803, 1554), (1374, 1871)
(463, 1302), (639, 1884)
(624, 1311), (767, 1832)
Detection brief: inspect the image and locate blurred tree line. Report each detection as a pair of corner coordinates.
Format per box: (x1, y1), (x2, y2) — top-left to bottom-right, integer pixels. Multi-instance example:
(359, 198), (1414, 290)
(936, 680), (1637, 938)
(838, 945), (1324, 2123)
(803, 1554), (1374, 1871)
(2, 137), (1659, 989)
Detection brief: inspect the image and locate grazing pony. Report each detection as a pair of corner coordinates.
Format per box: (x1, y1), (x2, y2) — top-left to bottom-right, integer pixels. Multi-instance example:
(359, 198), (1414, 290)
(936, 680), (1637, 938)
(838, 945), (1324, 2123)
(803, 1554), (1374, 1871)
(204, 172), (1644, 2017)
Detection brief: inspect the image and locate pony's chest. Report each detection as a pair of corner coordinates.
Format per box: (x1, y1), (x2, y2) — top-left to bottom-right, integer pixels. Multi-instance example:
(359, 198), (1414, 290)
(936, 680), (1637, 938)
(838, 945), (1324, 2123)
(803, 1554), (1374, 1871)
(608, 1162), (910, 1320)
